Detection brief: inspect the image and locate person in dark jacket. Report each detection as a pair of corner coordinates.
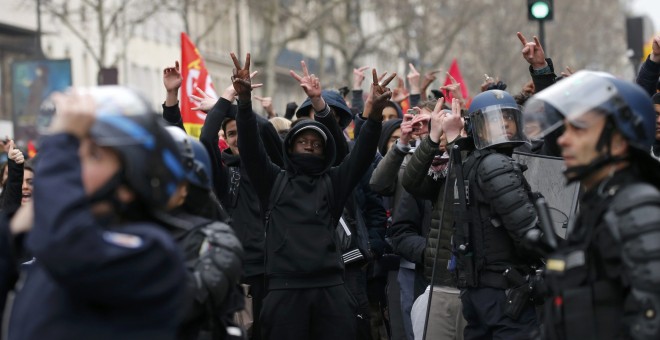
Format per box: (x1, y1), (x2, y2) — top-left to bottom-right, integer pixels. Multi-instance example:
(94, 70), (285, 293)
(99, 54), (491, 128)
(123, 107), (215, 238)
(8, 87), (185, 339)
(0, 141), (25, 211)
(230, 52), (394, 340)
(454, 90), (542, 339)
(524, 71), (660, 340)
(198, 81), (283, 340)
(635, 35), (660, 97)
(6, 87), (188, 340)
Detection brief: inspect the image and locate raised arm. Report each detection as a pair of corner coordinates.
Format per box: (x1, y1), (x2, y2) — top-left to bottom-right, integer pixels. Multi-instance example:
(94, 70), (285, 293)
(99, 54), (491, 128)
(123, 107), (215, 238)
(199, 77), (261, 201)
(351, 66), (369, 113)
(162, 61), (185, 130)
(330, 69), (395, 217)
(1, 141), (25, 212)
(290, 60), (348, 164)
(517, 32), (557, 93)
(407, 63), (422, 107)
(232, 52), (281, 205)
(636, 35), (660, 97)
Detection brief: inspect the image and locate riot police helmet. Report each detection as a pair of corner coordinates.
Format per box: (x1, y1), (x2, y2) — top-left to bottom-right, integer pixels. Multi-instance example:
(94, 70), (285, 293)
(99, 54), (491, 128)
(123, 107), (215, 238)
(467, 90), (529, 150)
(86, 86), (186, 210)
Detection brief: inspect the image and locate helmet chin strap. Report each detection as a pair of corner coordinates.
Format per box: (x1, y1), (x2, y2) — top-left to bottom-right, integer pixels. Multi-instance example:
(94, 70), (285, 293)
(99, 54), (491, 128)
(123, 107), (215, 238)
(563, 118), (627, 184)
(563, 154), (627, 184)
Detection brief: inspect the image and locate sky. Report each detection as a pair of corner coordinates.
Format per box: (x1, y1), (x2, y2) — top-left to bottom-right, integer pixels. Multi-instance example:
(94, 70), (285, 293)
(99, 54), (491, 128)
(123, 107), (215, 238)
(630, 0), (660, 33)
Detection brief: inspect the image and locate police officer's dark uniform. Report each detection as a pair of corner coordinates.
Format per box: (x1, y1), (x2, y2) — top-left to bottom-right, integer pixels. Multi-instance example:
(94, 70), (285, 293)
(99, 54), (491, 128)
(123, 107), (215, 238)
(452, 90), (542, 339)
(523, 71), (660, 340)
(7, 87), (188, 340)
(165, 126), (245, 340)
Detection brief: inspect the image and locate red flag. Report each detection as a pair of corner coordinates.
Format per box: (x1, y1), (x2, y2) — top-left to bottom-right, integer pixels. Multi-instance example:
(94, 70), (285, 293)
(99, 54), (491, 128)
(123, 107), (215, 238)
(27, 140), (37, 158)
(399, 97), (411, 113)
(181, 32), (217, 137)
(442, 58), (469, 103)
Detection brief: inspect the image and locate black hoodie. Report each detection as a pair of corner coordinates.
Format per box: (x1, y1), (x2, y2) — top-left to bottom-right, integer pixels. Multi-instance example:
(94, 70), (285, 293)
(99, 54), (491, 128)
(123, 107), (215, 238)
(199, 98), (283, 277)
(236, 98), (382, 289)
(378, 118), (403, 156)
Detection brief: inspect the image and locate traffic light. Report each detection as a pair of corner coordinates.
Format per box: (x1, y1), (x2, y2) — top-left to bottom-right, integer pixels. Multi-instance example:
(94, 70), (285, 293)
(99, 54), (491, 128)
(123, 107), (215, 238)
(528, 0), (553, 21)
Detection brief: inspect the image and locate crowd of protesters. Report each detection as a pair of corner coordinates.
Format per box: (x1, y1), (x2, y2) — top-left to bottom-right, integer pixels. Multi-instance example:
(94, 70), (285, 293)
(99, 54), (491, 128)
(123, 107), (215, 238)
(0, 29), (659, 340)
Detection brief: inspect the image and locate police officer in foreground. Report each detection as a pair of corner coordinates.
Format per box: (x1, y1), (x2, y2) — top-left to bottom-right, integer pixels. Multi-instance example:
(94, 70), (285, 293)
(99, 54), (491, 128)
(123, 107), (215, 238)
(523, 71), (660, 340)
(451, 90), (542, 339)
(7, 87), (188, 340)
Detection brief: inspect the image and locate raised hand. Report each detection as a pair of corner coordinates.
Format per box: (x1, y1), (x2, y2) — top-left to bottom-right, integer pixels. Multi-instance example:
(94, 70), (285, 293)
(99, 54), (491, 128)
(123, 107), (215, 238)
(49, 89), (96, 138)
(442, 98), (464, 143)
(365, 69), (396, 121)
(391, 76), (409, 103)
(517, 32), (547, 69)
(190, 86), (218, 113)
(353, 66), (370, 90)
(400, 112), (415, 145)
(163, 61), (182, 93)
(560, 66), (574, 78)
(254, 96), (276, 117)
(480, 74), (496, 92)
(420, 69), (442, 96)
(7, 140), (24, 165)
(411, 110), (431, 136)
(221, 71), (261, 103)
(407, 63), (421, 95)
(230, 52), (252, 99)
(651, 35), (660, 63)
(441, 72), (465, 108)
(290, 61), (322, 99)
(429, 98), (446, 143)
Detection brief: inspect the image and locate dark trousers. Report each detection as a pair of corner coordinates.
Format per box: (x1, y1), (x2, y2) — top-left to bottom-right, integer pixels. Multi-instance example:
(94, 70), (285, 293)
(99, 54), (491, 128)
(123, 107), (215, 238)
(260, 285), (358, 340)
(243, 274), (265, 340)
(345, 264), (374, 340)
(460, 287), (538, 340)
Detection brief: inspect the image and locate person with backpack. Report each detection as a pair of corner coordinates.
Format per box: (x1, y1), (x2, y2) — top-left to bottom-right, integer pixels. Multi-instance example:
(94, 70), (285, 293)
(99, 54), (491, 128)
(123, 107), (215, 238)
(230, 51), (393, 340)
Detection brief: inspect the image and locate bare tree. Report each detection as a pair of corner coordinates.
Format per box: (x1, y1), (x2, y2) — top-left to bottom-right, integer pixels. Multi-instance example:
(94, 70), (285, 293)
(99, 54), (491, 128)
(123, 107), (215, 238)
(40, 0), (163, 77)
(162, 0), (231, 46)
(247, 0), (345, 96)
(322, 0), (408, 87)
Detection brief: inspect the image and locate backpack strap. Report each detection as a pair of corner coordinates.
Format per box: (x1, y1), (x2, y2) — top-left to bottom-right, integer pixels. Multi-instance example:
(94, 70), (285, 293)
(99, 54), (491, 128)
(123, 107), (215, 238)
(264, 171), (288, 227)
(320, 174), (336, 223)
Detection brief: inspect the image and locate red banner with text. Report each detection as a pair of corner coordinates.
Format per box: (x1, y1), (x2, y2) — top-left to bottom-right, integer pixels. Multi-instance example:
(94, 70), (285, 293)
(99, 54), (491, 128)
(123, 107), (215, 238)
(181, 32), (217, 137)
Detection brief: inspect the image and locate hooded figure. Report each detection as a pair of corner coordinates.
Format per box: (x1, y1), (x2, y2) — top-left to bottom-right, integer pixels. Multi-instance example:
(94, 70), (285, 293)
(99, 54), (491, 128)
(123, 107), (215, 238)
(378, 118), (403, 156)
(196, 95), (285, 339)
(296, 89), (354, 129)
(236, 93), (384, 340)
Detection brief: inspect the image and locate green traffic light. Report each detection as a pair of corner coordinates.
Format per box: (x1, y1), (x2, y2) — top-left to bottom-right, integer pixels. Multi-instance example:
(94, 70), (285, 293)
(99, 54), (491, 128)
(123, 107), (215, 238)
(531, 2), (550, 19)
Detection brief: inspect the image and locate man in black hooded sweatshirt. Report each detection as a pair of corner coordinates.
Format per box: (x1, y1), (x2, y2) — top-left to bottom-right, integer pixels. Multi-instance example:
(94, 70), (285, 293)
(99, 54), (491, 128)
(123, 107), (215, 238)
(231, 52), (394, 340)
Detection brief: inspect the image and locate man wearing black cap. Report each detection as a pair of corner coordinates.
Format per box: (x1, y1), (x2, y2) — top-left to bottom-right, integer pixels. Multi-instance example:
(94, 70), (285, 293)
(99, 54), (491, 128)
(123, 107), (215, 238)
(230, 52), (395, 340)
